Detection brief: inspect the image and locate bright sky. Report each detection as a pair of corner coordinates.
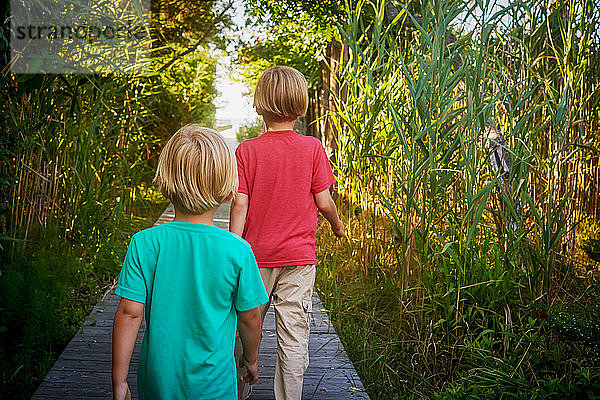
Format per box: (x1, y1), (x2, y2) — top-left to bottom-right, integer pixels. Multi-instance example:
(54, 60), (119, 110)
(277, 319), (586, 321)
(457, 0), (513, 33)
(214, 58), (255, 128)
(214, 0), (256, 131)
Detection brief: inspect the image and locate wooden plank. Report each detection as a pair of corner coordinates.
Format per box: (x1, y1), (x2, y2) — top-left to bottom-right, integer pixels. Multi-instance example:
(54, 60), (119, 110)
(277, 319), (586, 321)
(32, 143), (369, 399)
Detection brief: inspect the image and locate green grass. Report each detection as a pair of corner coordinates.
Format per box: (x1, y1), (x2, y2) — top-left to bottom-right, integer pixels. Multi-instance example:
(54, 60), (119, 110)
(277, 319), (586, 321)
(0, 197), (168, 400)
(316, 213), (600, 400)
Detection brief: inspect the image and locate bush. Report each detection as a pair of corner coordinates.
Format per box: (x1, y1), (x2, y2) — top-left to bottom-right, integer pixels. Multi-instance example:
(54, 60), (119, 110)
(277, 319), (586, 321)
(316, 208), (600, 400)
(548, 303), (600, 352)
(583, 237), (600, 263)
(236, 119), (262, 142)
(0, 196), (167, 399)
(0, 228), (97, 398)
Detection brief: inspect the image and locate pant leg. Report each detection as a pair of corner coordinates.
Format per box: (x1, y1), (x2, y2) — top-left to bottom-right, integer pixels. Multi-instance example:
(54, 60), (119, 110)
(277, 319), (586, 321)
(258, 267), (277, 321)
(236, 267), (276, 400)
(272, 265), (316, 400)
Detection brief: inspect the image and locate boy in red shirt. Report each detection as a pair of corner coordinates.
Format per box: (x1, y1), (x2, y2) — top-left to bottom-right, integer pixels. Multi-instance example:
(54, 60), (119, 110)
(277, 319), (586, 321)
(230, 66), (345, 400)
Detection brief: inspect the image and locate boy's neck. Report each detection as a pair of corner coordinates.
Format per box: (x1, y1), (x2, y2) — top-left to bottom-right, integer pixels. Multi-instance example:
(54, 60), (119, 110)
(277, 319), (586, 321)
(173, 207), (218, 225)
(264, 119), (296, 132)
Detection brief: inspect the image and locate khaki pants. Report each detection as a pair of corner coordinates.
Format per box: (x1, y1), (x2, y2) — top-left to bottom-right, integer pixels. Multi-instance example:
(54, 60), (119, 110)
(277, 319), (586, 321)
(237, 265), (316, 400)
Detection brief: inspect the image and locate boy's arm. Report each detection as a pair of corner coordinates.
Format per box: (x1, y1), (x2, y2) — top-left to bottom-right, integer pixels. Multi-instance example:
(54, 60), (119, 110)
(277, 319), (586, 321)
(314, 188), (345, 238)
(236, 307), (261, 384)
(112, 298), (144, 400)
(230, 193), (249, 237)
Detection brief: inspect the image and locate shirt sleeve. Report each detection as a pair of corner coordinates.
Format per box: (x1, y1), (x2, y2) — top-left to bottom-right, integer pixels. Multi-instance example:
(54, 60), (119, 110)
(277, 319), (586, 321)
(234, 248), (268, 311)
(235, 146), (249, 195)
(311, 142), (336, 194)
(115, 235), (147, 304)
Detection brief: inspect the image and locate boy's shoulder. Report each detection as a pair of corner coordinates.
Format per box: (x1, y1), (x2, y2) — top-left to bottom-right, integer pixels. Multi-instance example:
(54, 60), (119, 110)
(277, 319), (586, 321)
(131, 222), (251, 251)
(214, 227), (253, 251)
(237, 131), (322, 150)
(130, 222), (167, 239)
(293, 132), (322, 146)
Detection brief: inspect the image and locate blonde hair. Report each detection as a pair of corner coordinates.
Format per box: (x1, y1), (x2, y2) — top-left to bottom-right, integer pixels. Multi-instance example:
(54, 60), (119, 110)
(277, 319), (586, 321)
(153, 124), (237, 215)
(253, 66), (308, 122)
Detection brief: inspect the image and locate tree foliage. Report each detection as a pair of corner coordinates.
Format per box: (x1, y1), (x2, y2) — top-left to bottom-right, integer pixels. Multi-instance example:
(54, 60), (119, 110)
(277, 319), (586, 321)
(244, 0), (343, 27)
(236, 14), (332, 89)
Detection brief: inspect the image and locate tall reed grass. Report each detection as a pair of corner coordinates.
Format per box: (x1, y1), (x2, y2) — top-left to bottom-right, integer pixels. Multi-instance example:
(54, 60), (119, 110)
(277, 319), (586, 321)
(333, 0), (599, 298)
(317, 0), (600, 397)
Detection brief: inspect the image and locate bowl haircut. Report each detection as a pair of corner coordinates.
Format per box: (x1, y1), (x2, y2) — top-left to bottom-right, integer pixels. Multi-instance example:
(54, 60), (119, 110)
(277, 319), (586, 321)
(153, 124), (238, 215)
(254, 66), (309, 123)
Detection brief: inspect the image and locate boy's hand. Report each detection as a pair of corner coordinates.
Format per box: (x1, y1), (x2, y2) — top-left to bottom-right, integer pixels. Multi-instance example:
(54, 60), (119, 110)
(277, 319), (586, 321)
(315, 189), (345, 238)
(331, 219), (345, 238)
(239, 357), (259, 384)
(113, 381), (131, 400)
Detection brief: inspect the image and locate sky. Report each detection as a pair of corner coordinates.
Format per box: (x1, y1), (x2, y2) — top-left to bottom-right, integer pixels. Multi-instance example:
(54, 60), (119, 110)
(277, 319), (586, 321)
(214, 0), (256, 131)
(457, 0), (514, 34)
(214, 58), (255, 128)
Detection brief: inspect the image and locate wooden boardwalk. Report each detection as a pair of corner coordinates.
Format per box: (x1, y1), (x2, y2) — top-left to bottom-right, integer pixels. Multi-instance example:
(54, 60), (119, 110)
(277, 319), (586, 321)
(32, 138), (369, 399)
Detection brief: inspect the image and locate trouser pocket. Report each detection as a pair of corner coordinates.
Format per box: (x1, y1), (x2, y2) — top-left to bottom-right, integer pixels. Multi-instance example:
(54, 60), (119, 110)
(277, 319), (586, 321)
(302, 292), (313, 324)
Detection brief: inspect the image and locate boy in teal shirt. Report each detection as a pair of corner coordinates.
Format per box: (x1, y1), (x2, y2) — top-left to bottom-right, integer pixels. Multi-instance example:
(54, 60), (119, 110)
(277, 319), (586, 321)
(112, 125), (269, 400)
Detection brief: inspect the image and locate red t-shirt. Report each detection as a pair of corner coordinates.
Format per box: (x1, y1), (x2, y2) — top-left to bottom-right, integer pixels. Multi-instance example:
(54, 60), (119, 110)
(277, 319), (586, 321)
(235, 130), (335, 268)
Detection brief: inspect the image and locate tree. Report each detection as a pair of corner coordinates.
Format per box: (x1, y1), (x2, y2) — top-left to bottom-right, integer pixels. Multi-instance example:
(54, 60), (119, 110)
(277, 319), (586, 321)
(153, 0), (234, 72)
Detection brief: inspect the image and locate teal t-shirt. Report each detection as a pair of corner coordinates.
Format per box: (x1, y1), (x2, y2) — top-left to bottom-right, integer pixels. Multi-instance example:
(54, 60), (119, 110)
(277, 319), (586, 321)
(115, 222), (268, 400)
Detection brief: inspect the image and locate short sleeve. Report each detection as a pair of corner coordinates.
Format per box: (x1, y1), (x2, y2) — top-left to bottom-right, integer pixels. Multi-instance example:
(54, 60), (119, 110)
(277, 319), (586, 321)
(234, 249), (268, 311)
(235, 146), (249, 195)
(311, 143), (336, 194)
(115, 235), (147, 304)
